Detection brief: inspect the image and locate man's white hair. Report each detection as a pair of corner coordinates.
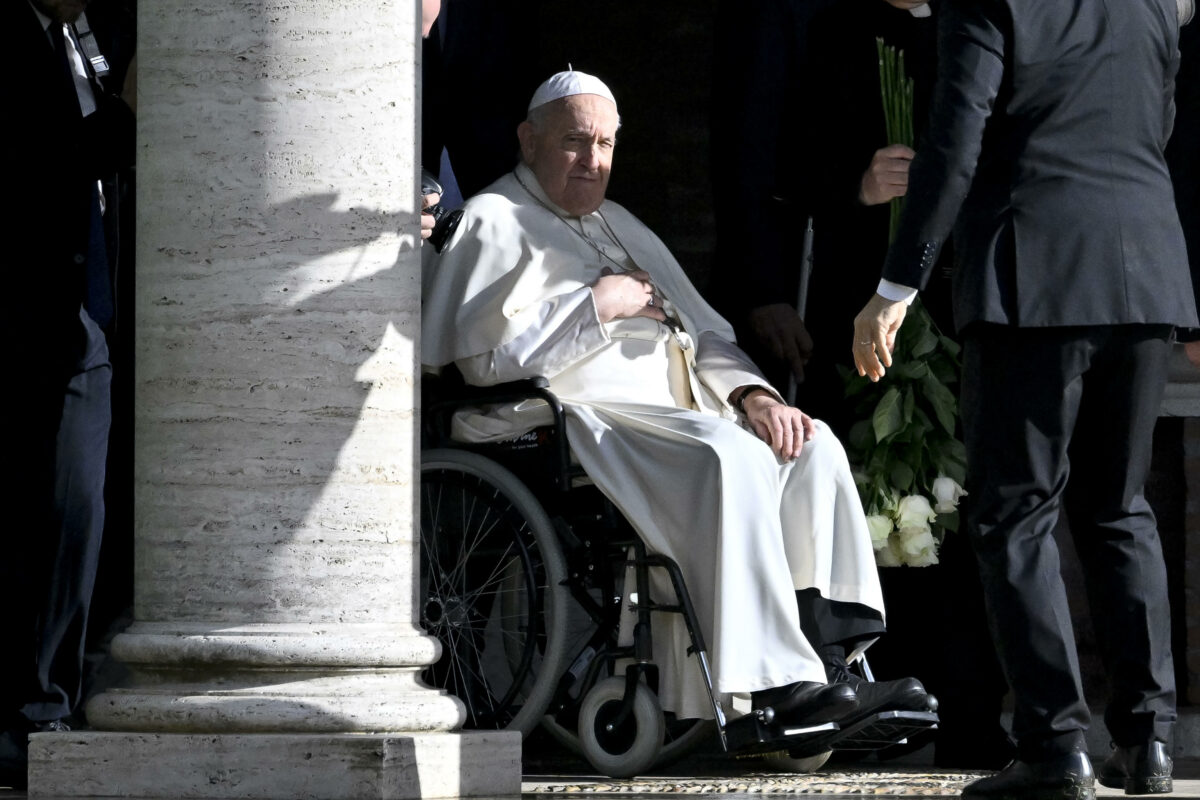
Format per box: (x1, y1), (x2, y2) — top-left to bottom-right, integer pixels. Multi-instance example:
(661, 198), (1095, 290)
(1181, 0), (1195, 25)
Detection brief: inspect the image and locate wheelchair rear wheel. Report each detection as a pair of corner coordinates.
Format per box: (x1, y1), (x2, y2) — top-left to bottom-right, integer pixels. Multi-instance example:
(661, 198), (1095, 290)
(420, 448), (569, 735)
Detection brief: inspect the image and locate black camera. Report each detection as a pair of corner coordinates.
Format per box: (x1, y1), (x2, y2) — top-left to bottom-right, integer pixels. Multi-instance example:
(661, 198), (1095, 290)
(421, 168), (463, 253)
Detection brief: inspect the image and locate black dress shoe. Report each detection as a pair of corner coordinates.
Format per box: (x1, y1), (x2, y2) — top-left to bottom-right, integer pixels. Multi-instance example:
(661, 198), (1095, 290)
(826, 660), (933, 718)
(962, 750), (1095, 800)
(1098, 740), (1173, 795)
(751, 680), (859, 725)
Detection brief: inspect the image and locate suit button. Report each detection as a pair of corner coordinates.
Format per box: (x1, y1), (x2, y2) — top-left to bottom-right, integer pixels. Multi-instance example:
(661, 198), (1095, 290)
(74, 254), (86, 264)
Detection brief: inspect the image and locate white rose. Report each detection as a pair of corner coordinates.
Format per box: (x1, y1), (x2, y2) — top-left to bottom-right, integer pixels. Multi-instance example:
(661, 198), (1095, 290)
(897, 524), (936, 556)
(896, 494), (937, 529)
(866, 514), (894, 549)
(897, 525), (940, 567)
(932, 476), (967, 514)
(874, 536), (904, 567)
(904, 545), (940, 567)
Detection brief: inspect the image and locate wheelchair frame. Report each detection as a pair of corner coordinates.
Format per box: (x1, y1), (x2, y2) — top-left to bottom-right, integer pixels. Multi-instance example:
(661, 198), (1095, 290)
(419, 372), (938, 777)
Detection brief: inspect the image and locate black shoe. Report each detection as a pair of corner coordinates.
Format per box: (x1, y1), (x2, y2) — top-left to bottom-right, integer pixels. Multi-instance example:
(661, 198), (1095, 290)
(826, 660), (933, 717)
(1098, 740), (1173, 795)
(962, 751), (1095, 800)
(751, 680), (859, 726)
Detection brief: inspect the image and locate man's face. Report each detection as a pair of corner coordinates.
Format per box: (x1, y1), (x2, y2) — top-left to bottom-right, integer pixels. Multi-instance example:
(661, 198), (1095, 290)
(517, 94), (619, 217)
(33, 0), (89, 23)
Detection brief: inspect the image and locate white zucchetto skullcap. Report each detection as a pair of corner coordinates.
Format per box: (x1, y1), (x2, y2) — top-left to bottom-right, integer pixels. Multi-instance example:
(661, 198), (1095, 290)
(527, 68), (617, 112)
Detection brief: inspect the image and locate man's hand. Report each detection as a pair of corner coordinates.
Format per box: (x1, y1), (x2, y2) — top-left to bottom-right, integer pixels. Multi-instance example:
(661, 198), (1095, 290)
(1186, 340), (1200, 369)
(740, 388), (817, 461)
(591, 268), (668, 323)
(852, 293), (908, 381)
(420, 191), (441, 241)
(858, 144), (915, 206)
(748, 303), (814, 382)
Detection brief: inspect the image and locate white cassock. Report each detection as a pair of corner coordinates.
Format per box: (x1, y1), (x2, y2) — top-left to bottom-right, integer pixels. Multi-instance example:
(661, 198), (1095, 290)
(422, 163), (884, 720)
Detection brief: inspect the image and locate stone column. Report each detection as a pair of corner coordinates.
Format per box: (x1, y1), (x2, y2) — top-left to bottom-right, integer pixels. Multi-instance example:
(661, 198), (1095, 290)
(28, 1), (520, 797)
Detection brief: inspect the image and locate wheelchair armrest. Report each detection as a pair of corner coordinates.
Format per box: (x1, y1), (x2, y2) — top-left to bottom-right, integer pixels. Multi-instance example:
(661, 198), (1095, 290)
(424, 375), (572, 493)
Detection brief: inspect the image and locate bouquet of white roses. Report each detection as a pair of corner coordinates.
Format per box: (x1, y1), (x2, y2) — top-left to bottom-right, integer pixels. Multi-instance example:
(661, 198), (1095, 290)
(841, 304), (967, 566)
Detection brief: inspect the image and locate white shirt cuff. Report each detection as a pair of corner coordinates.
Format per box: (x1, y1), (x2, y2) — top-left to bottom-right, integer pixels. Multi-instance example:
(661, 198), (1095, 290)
(876, 279), (919, 305)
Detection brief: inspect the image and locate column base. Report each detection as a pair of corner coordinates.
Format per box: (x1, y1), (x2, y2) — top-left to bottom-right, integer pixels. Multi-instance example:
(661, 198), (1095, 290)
(28, 730), (521, 799)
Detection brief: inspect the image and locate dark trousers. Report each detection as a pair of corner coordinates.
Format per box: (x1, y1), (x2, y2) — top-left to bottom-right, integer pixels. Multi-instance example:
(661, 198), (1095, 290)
(960, 322), (1176, 760)
(2, 309), (111, 726)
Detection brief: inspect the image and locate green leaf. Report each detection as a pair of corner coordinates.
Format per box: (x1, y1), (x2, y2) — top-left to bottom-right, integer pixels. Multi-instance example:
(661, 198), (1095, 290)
(920, 372), (958, 435)
(872, 387), (904, 443)
(890, 460), (915, 491)
(890, 360), (929, 381)
(938, 333), (962, 359)
(929, 356), (959, 385)
(849, 419), (875, 453)
(911, 327), (939, 358)
(844, 373), (874, 399)
(937, 510), (960, 534)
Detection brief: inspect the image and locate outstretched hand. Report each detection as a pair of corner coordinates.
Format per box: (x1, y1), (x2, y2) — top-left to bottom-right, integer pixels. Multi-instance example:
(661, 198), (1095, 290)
(852, 294), (908, 381)
(591, 268), (668, 323)
(741, 389), (816, 461)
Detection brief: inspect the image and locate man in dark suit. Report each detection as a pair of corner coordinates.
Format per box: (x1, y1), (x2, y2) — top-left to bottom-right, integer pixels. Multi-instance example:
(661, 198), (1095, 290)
(0, 0), (134, 789)
(852, 0), (1195, 797)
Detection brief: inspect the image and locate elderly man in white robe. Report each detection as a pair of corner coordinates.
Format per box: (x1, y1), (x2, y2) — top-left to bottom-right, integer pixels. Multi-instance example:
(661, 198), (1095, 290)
(422, 70), (927, 726)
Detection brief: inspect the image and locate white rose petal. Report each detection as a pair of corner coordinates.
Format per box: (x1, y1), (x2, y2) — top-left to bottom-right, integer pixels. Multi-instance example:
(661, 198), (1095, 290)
(897, 524), (936, 556)
(896, 494), (937, 529)
(866, 514), (894, 548)
(904, 546), (940, 567)
(932, 475), (968, 514)
(874, 536), (904, 567)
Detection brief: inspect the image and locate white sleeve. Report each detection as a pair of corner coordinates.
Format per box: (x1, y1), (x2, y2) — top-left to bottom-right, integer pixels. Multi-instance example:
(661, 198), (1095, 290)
(693, 331), (784, 409)
(876, 278), (919, 304)
(455, 286), (610, 386)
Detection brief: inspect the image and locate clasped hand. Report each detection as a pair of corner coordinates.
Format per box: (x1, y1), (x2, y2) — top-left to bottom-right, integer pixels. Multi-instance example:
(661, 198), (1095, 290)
(740, 389), (816, 461)
(859, 144), (915, 206)
(591, 268), (668, 323)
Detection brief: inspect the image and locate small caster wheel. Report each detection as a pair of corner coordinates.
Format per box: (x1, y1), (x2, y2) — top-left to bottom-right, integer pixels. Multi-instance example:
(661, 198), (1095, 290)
(578, 676), (665, 778)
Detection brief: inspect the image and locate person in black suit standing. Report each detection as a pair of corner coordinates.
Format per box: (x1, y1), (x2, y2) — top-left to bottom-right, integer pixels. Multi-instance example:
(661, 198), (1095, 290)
(852, 0), (1195, 798)
(0, 0), (134, 789)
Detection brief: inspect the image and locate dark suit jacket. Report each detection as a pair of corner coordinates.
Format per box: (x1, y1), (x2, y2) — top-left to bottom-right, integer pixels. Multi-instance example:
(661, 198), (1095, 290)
(9, 1), (134, 378)
(882, 0), (1198, 332)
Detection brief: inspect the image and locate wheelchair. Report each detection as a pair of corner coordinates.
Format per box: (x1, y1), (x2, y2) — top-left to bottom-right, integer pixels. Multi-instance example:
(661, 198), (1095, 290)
(418, 371), (938, 778)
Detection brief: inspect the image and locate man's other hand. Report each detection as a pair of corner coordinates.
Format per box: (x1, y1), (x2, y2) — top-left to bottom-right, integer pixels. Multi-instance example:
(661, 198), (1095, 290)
(742, 389), (816, 461)
(858, 144), (915, 206)
(749, 303), (814, 382)
(592, 268), (668, 323)
(420, 191), (441, 241)
(852, 293), (907, 381)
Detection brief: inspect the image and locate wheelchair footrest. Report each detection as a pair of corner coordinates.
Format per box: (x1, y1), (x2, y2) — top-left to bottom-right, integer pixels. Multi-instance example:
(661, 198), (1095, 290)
(723, 712), (839, 757)
(828, 710), (939, 753)
(723, 709), (938, 759)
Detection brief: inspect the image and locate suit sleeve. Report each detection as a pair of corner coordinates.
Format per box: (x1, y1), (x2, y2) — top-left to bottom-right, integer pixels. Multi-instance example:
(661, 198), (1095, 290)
(881, 0), (1007, 289)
